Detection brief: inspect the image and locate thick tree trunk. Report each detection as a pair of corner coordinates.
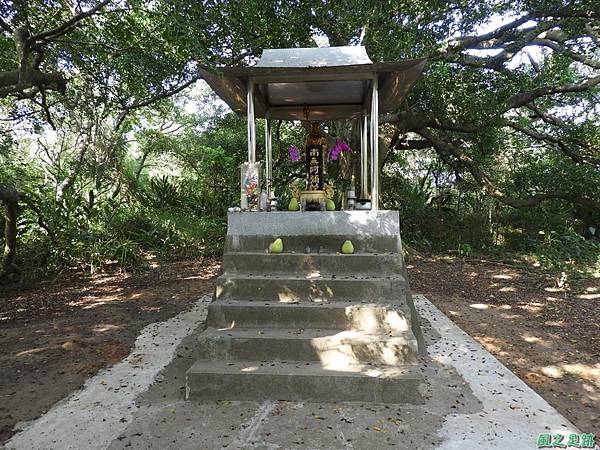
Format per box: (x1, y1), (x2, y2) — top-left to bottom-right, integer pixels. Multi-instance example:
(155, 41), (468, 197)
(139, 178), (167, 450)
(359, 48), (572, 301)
(55, 139), (87, 205)
(0, 186), (22, 280)
(0, 68), (66, 98)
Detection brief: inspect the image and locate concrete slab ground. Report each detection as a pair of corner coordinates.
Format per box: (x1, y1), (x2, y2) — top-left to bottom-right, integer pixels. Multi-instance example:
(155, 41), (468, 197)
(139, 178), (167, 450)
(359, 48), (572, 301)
(5, 295), (584, 450)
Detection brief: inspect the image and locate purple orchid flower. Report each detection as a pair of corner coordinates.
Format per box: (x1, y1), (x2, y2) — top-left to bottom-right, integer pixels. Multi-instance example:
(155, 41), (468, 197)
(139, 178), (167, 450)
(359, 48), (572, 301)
(288, 145), (301, 162)
(327, 139), (352, 161)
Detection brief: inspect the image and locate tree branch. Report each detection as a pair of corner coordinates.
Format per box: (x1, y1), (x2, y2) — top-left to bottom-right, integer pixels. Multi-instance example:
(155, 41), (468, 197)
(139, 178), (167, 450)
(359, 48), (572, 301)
(382, 110), (481, 133)
(439, 19), (558, 70)
(504, 119), (600, 167)
(1, 1), (112, 100)
(531, 38), (600, 69)
(114, 75), (200, 131)
(442, 15), (533, 54)
(392, 138), (433, 151)
(29, 0), (111, 44)
(416, 128), (600, 212)
(505, 75), (600, 110)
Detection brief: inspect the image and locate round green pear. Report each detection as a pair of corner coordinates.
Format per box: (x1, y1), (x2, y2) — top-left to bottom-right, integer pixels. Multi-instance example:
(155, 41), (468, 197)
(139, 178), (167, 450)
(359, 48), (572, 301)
(326, 199), (336, 211)
(288, 198), (299, 211)
(270, 238), (283, 253)
(341, 240), (354, 254)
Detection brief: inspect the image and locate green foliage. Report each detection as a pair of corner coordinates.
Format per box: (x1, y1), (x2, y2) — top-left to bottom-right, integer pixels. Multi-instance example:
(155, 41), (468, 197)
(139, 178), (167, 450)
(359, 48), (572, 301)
(532, 230), (600, 275)
(1, 97), (236, 279)
(115, 207), (226, 257)
(383, 146), (599, 276)
(141, 176), (182, 208)
(1, 0), (599, 284)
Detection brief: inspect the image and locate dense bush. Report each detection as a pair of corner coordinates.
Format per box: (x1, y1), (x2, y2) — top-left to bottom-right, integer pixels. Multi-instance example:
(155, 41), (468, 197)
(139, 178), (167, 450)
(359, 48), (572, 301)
(382, 150), (599, 276)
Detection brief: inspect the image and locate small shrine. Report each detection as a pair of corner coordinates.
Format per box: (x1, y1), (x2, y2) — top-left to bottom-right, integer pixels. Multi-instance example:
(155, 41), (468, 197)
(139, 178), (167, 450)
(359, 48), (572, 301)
(200, 46), (426, 211)
(186, 47), (428, 404)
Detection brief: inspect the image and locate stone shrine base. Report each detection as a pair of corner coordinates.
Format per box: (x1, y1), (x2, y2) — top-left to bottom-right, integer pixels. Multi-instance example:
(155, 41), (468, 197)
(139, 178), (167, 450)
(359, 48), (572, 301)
(186, 211), (425, 403)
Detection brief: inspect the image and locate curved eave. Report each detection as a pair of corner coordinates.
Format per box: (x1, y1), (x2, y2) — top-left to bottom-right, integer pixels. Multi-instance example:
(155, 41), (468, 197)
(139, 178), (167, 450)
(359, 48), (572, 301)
(200, 57), (427, 120)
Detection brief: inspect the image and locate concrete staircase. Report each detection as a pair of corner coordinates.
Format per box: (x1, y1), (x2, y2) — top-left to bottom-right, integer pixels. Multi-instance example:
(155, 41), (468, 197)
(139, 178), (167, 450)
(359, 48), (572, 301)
(186, 211), (424, 403)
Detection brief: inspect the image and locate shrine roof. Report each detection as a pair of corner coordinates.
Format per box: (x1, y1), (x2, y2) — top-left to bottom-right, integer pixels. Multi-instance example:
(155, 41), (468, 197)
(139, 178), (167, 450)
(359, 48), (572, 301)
(255, 46), (373, 68)
(200, 46), (426, 121)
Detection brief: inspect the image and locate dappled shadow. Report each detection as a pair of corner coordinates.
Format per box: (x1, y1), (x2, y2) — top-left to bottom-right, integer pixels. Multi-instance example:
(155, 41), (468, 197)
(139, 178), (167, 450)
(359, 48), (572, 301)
(409, 254), (600, 432)
(311, 330), (416, 368)
(206, 265), (419, 382)
(1, 258), (220, 321)
(0, 257), (220, 442)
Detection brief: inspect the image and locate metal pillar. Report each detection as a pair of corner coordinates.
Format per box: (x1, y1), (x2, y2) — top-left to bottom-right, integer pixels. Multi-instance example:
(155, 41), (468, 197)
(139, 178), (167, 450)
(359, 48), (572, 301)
(360, 115), (369, 199)
(370, 78), (379, 210)
(265, 117), (272, 195)
(247, 80), (256, 163)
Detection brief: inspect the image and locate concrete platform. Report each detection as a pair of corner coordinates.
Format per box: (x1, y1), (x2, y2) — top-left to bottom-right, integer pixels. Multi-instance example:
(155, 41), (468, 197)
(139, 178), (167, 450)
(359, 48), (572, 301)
(215, 272), (409, 303)
(224, 211), (405, 254)
(206, 300), (414, 331)
(186, 359), (424, 403)
(194, 326), (418, 364)
(187, 210), (424, 403)
(222, 252), (404, 275)
(5, 294), (583, 450)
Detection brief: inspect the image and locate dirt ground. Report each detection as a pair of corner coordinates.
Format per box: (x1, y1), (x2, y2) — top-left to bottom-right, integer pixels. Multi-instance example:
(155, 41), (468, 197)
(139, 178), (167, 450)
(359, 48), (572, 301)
(0, 257), (219, 443)
(408, 254), (600, 434)
(0, 254), (598, 444)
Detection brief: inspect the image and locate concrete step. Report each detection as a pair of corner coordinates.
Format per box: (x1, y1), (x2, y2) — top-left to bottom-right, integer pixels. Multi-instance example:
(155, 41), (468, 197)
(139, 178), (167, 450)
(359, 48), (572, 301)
(215, 273), (408, 303)
(207, 300), (414, 332)
(221, 252), (404, 276)
(186, 359), (424, 403)
(196, 327), (418, 365)
(225, 234), (401, 254)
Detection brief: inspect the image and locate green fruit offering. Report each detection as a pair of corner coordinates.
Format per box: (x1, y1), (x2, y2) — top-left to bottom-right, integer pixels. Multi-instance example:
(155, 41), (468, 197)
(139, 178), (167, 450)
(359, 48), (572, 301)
(341, 240), (354, 254)
(326, 199), (336, 211)
(288, 198), (299, 211)
(270, 238), (283, 253)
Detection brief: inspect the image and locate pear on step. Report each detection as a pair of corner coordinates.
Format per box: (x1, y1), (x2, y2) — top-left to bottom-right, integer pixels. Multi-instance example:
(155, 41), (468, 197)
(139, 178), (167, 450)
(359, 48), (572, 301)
(326, 199), (336, 211)
(288, 198), (299, 211)
(269, 238), (283, 253)
(341, 240), (354, 254)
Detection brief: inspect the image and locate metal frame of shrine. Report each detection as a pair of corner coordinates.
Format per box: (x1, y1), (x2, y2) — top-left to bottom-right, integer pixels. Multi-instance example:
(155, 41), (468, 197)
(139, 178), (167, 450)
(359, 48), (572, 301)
(201, 46), (426, 211)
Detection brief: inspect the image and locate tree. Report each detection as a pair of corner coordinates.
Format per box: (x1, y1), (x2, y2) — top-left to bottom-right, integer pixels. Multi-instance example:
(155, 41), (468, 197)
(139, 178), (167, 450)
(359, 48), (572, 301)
(306, 1), (600, 213)
(1, 0), (599, 280)
(0, 1), (201, 278)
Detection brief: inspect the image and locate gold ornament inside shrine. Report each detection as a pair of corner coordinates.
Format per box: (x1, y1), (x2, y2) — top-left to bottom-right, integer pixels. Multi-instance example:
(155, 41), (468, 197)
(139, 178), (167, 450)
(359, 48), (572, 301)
(201, 46), (426, 211)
